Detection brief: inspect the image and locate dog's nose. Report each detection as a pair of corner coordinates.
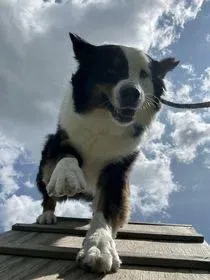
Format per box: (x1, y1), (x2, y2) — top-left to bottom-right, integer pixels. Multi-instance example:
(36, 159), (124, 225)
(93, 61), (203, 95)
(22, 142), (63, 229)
(119, 86), (140, 108)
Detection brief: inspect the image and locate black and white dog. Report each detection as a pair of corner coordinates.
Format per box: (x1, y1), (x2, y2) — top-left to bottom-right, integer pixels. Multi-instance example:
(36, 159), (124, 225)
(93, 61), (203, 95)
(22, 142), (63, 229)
(36, 33), (179, 273)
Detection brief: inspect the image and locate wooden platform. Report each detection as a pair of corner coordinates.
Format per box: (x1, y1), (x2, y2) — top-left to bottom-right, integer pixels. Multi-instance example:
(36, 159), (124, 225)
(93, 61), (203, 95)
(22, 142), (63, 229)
(0, 217), (210, 279)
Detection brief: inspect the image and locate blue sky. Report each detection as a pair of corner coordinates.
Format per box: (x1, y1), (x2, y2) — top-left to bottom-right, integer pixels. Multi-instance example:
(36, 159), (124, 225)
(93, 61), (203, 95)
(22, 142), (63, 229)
(0, 0), (209, 242)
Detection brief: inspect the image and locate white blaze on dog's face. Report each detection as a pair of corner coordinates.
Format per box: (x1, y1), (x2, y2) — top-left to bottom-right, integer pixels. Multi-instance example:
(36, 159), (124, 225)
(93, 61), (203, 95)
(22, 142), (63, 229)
(70, 33), (179, 126)
(112, 46), (153, 124)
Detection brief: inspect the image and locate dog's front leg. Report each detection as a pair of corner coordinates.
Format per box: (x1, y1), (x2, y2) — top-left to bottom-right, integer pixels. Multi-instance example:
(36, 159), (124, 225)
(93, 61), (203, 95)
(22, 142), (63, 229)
(77, 210), (121, 273)
(76, 158), (134, 273)
(46, 157), (86, 197)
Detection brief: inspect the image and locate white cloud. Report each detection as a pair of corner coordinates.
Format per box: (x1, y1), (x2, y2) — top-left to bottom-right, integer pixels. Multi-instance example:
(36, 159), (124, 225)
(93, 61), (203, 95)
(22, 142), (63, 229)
(201, 67), (210, 93)
(71, 0), (113, 6)
(202, 148), (210, 169)
(2, 194), (91, 231)
(131, 152), (178, 216)
(140, 119), (165, 145)
(181, 64), (195, 75)
(171, 0), (203, 27)
(56, 200), (91, 218)
(176, 84), (193, 102)
(151, 0), (204, 51)
(24, 180), (34, 188)
(161, 79), (193, 103)
(3, 195), (41, 230)
(168, 111), (210, 162)
(164, 64), (210, 104)
(205, 33), (210, 43)
(129, 114), (179, 216)
(0, 132), (25, 201)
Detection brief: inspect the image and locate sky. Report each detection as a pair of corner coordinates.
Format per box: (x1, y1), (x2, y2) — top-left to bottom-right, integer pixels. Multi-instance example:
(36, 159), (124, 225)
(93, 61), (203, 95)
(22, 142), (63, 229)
(0, 0), (210, 242)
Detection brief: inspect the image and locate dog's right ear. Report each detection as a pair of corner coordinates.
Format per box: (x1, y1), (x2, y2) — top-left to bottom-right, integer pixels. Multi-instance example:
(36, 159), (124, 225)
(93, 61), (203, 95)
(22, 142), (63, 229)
(69, 33), (96, 61)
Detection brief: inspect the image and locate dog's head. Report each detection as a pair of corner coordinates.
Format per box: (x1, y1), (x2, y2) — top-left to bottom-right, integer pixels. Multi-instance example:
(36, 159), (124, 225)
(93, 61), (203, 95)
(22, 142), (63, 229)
(70, 33), (179, 126)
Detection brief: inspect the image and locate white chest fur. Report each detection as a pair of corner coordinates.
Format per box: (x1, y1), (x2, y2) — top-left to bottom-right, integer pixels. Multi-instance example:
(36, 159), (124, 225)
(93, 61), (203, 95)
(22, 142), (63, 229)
(58, 92), (141, 195)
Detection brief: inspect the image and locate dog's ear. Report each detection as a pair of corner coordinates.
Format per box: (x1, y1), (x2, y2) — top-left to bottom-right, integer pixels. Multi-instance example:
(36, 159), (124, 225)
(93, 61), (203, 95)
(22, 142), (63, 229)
(157, 57), (179, 78)
(69, 33), (95, 61)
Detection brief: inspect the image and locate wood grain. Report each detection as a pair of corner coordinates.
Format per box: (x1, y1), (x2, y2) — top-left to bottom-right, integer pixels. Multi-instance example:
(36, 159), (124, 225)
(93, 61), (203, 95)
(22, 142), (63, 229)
(1, 217), (210, 279)
(12, 221), (204, 243)
(1, 255), (209, 280)
(1, 230), (209, 259)
(56, 216), (193, 227)
(0, 241), (210, 270)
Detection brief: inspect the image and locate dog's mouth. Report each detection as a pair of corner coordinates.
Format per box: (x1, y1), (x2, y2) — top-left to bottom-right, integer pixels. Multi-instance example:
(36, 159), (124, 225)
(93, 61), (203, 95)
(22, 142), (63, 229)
(113, 108), (136, 123)
(102, 94), (136, 124)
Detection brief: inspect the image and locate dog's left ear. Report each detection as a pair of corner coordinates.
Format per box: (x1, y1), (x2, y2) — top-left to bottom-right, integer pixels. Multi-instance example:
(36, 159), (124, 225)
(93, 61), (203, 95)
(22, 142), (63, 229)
(69, 33), (96, 61)
(158, 57), (179, 78)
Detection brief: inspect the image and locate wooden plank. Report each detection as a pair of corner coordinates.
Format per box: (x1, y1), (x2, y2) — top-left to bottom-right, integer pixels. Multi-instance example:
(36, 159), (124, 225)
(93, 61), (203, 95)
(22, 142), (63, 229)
(50, 235), (210, 260)
(1, 231), (209, 261)
(0, 243), (210, 270)
(56, 216), (193, 227)
(13, 220), (198, 234)
(0, 255), (54, 280)
(12, 222), (204, 243)
(1, 255), (210, 280)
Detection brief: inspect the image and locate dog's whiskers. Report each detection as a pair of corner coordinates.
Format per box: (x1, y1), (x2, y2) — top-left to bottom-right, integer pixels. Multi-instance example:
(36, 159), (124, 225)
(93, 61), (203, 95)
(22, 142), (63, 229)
(142, 99), (153, 120)
(145, 95), (159, 106)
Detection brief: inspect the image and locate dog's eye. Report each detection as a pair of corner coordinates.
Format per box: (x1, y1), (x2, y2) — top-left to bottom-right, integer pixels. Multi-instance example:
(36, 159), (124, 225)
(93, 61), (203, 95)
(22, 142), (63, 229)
(140, 70), (149, 79)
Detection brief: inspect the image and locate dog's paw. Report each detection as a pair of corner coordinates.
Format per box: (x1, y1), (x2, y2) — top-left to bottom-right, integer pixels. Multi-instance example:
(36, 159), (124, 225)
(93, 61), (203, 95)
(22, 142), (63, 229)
(36, 211), (57, 224)
(46, 158), (86, 197)
(76, 229), (121, 274)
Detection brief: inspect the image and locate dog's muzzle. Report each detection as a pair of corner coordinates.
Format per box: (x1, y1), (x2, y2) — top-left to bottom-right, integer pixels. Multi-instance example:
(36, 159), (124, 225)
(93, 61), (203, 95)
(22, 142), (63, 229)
(111, 85), (141, 124)
(119, 85), (141, 109)
(102, 84), (142, 125)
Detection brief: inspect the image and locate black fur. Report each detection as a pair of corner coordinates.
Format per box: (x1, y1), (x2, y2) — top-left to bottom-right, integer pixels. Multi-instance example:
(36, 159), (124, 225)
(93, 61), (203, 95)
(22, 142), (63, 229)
(150, 58), (166, 98)
(37, 129), (83, 184)
(98, 152), (139, 227)
(71, 44), (128, 113)
(36, 128), (84, 205)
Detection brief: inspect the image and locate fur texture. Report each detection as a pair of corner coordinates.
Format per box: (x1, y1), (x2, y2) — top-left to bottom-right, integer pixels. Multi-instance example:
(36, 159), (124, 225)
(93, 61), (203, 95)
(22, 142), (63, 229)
(36, 33), (179, 273)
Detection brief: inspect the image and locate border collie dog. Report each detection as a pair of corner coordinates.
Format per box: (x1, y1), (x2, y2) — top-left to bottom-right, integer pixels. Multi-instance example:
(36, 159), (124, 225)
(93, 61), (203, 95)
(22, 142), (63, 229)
(36, 33), (179, 273)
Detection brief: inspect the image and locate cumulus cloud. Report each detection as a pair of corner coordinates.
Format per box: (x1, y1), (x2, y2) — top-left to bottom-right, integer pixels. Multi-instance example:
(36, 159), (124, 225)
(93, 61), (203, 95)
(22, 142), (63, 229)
(2, 195), (41, 230)
(0, 133), (25, 201)
(164, 63), (210, 105)
(181, 64), (195, 75)
(205, 33), (210, 43)
(24, 180), (34, 188)
(2, 194), (91, 231)
(147, 121), (165, 142)
(151, 0), (203, 52)
(130, 116), (179, 217)
(201, 67), (210, 94)
(131, 151), (178, 216)
(168, 111), (210, 162)
(162, 78), (193, 103)
(176, 84), (193, 102)
(202, 148), (210, 169)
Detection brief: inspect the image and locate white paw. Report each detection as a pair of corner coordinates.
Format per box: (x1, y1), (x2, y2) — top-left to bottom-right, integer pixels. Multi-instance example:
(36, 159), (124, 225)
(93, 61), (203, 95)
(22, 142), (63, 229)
(46, 158), (86, 197)
(76, 229), (121, 273)
(36, 211), (57, 224)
